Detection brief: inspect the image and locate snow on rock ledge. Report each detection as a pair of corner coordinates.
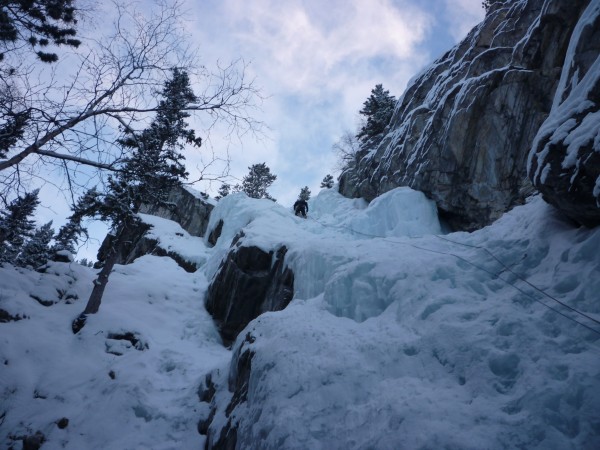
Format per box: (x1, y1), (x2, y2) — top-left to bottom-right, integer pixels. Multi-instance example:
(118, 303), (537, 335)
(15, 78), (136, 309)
(528, 0), (600, 226)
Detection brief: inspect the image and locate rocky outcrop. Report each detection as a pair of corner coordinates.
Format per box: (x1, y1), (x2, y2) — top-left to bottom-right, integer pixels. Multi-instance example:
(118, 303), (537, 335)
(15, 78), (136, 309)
(96, 186), (213, 269)
(204, 233), (294, 346)
(95, 221), (151, 267)
(200, 332), (256, 450)
(528, 0), (600, 226)
(138, 185), (213, 237)
(339, 0), (591, 230)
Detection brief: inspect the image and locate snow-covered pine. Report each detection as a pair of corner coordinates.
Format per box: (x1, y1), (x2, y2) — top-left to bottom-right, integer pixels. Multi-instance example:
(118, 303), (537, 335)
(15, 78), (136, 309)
(215, 183), (231, 201)
(15, 220), (54, 269)
(239, 162), (277, 201)
(0, 189), (40, 264)
(356, 83), (396, 144)
(73, 68), (201, 320)
(320, 174), (334, 189)
(298, 186), (311, 201)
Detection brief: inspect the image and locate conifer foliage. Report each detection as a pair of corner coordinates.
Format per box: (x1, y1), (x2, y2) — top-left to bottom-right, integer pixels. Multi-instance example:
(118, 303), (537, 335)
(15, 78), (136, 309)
(321, 174), (334, 189)
(15, 220), (54, 268)
(72, 69), (200, 330)
(0, 189), (40, 263)
(239, 163), (277, 201)
(298, 186), (311, 201)
(215, 183), (231, 200)
(356, 84), (396, 143)
(0, 0), (81, 63)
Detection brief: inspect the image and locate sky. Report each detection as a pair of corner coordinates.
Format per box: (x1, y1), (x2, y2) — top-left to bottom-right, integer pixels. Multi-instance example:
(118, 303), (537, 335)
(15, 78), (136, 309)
(30, 0), (485, 261)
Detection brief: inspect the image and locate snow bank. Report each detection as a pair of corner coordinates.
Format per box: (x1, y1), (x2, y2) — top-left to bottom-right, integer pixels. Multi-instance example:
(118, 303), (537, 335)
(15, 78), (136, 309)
(2, 184), (599, 449)
(205, 191), (600, 449)
(0, 256), (228, 449)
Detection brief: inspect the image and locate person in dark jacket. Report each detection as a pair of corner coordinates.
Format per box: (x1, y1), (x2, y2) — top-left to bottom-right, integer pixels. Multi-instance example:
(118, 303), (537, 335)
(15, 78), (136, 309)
(293, 199), (308, 218)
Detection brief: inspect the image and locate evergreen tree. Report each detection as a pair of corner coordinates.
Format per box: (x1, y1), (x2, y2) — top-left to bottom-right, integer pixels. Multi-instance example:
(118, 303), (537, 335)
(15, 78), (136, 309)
(356, 84), (396, 143)
(0, 189), (39, 263)
(15, 220), (54, 268)
(215, 183), (231, 200)
(321, 174), (334, 189)
(72, 69), (200, 331)
(482, 1), (494, 12)
(298, 186), (311, 202)
(240, 163), (277, 201)
(52, 219), (83, 256)
(0, 0), (81, 63)
(0, 109), (30, 159)
(78, 258), (93, 267)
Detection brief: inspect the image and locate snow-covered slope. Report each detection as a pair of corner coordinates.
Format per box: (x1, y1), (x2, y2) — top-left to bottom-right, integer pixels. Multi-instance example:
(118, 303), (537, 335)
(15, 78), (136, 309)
(201, 189), (600, 449)
(1, 188), (599, 449)
(0, 254), (229, 449)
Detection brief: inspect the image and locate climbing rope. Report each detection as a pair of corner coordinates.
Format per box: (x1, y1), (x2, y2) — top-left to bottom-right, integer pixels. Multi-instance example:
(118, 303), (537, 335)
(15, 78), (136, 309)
(310, 217), (600, 337)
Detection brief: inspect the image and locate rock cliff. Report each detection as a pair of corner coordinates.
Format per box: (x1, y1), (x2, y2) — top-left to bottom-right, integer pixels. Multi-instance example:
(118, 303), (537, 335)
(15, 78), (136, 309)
(339, 0), (591, 231)
(204, 232), (294, 347)
(528, 0), (600, 226)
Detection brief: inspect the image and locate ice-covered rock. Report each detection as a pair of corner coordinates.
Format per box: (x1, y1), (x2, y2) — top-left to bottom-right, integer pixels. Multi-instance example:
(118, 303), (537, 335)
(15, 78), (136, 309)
(528, 0), (600, 226)
(201, 193), (600, 450)
(204, 234), (294, 346)
(339, 0), (591, 231)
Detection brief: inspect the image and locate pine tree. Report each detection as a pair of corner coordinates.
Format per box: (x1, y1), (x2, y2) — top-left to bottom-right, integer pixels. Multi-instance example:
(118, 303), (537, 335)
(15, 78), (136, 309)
(356, 84), (396, 143)
(298, 186), (311, 201)
(0, 109), (30, 159)
(0, 189), (40, 264)
(482, 1), (493, 12)
(0, 0), (81, 63)
(78, 258), (93, 267)
(72, 69), (200, 331)
(240, 163), (277, 201)
(52, 220), (83, 256)
(215, 183), (231, 200)
(321, 174), (334, 189)
(15, 220), (54, 268)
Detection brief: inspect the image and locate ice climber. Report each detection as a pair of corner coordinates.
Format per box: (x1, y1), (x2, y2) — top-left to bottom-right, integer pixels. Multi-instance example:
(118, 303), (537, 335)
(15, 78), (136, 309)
(293, 199), (308, 218)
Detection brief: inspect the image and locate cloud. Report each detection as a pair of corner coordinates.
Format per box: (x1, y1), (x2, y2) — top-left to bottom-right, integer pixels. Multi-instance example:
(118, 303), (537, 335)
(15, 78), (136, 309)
(214, 0), (432, 96)
(177, 0), (485, 206)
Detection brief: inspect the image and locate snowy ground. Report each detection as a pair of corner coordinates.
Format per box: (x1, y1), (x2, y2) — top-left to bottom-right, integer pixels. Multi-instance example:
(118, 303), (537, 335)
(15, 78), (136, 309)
(1, 187), (599, 449)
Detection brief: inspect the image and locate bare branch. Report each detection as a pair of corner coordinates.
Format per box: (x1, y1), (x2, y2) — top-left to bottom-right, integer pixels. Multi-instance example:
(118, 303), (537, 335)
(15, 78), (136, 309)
(1, 0), (264, 200)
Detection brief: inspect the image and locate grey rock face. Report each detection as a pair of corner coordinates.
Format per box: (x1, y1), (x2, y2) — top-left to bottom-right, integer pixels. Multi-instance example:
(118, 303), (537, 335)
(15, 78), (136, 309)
(96, 186), (213, 268)
(204, 233), (294, 347)
(528, 0), (600, 226)
(339, 0), (590, 230)
(138, 185), (213, 237)
(201, 332), (255, 450)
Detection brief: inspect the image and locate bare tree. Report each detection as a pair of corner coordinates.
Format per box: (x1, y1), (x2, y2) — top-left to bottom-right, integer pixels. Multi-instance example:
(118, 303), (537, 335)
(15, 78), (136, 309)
(0, 0), (263, 203)
(332, 129), (361, 172)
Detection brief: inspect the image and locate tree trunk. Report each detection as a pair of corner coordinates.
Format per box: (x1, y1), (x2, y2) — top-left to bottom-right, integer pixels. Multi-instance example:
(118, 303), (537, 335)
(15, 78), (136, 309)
(72, 224), (130, 333)
(83, 245), (119, 314)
